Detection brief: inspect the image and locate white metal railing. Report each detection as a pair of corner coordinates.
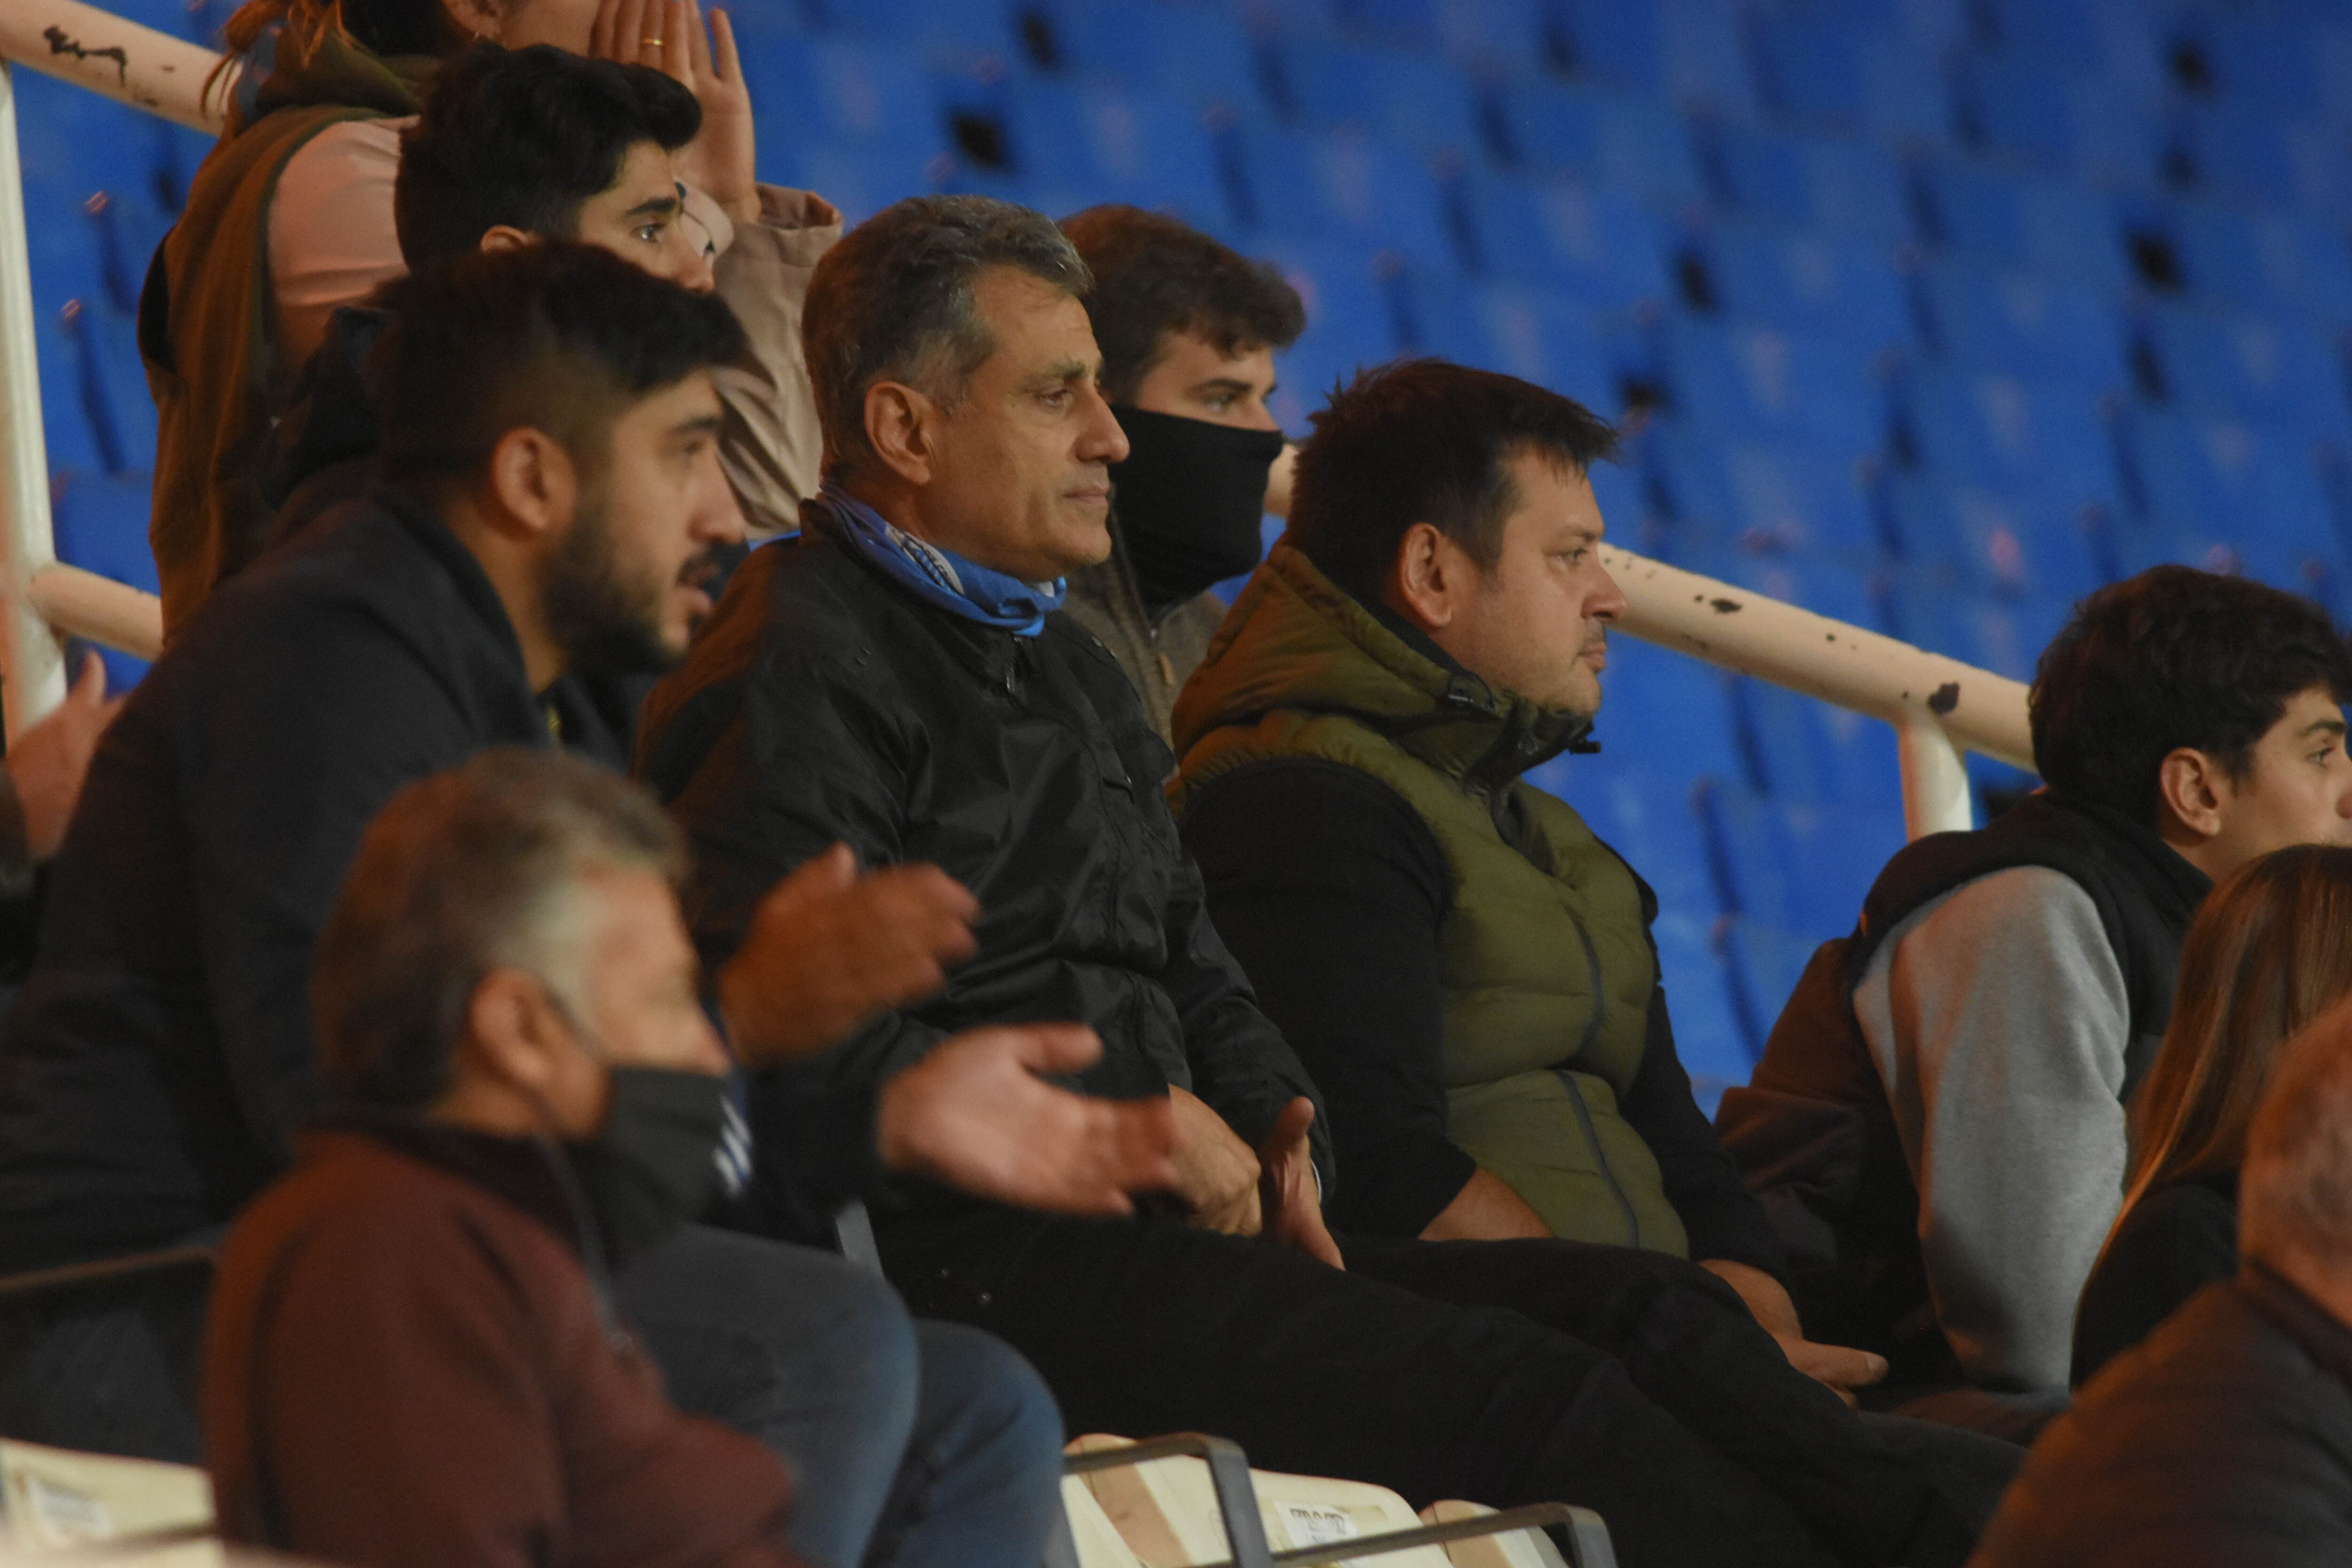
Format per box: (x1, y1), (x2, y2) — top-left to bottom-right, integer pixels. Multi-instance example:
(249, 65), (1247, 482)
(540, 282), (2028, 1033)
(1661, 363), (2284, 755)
(0, 3), (2029, 833)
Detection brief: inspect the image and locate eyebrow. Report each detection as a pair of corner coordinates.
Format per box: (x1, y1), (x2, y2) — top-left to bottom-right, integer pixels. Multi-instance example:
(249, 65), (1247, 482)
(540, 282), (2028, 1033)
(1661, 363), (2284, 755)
(1024, 359), (1092, 390)
(624, 192), (683, 222)
(2307, 717), (2348, 736)
(668, 413), (725, 439)
(1192, 376), (1259, 396)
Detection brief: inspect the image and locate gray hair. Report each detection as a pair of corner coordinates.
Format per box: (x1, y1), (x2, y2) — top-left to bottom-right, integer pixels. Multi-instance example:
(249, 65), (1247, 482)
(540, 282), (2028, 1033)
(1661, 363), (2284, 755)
(2241, 994), (2352, 1268)
(314, 748), (686, 1108)
(803, 193), (1091, 481)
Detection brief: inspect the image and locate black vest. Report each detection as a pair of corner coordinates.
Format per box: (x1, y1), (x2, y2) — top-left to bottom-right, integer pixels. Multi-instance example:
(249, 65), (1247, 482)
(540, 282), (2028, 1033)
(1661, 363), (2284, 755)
(1714, 792), (2211, 1381)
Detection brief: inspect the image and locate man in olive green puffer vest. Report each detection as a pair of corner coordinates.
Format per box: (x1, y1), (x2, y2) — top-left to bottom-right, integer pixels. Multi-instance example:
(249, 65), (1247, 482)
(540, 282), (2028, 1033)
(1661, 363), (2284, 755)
(1172, 358), (1884, 1400)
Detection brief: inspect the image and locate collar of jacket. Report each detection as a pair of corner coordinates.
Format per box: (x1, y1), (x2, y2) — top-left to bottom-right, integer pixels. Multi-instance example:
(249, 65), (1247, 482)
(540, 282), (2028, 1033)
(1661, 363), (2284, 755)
(1173, 542), (1593, 790)
(798, 499), (1028, 692)
(364, 482), (540, 690)
(236, 14), (435, 132)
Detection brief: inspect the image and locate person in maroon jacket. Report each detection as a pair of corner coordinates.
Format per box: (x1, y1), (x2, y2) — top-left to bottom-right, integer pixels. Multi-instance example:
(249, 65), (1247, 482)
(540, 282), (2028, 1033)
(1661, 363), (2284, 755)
(204, 747), (1120, 1567)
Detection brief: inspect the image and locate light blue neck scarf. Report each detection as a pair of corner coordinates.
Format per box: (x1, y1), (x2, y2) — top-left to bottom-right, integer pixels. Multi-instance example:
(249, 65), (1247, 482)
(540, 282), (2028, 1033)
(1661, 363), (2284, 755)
(818, 485), (1066, 637)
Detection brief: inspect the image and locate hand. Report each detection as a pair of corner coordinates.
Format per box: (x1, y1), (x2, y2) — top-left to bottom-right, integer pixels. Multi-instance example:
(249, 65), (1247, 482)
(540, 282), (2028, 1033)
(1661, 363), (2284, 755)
(5, 652), (119, 863)
(1699, 1258), (1885, 1405)
(1257, 1097), (1343, 1269)
(595, 0), (759, 224)
(717, 844), (978, 1063)
(1166, 1084), (1261, 1235)
(878, 1025), (1180, 1214)
(1262, 443), (1298, 520)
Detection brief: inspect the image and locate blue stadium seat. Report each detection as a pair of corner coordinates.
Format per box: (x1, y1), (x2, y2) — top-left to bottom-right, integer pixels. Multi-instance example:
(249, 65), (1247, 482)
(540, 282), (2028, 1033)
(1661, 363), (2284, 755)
(2177, 107), (2352, 215)
(768, 140), (947, 226)
(1649, 424), (1888, 557)
(1042, 0), (1269, 112)
(1889, 577), (2074, 682)
(2164, 201), (2352, 332)
(1691, 222), (1914, 350)
(1230, 122), (1456, 266)
(1912, 256), (2130, 387)
(1708, 127), (1915, 247)
(1553, 0), (1758, 119)
(1491, 81), (1708, 208)
(1270, 35), (1490, 158)
(32, 307), (109, 482)
(2117, 406), (2345, 572)
(1972, 0), (2153, 73)
(1953, 53), (2161, 188)
(1883, 476), (2110, 601)
(1750, 18), (1952, 145)
(1653, 907), (1753, 1112)
(1661, 316), (1891, 458)
(1262, 244), (1407, 430)
(2139, 303), (2352, 443)
(1899, 365), (2124, 508)
(1000, 81), (1231, 228)
(1453, 170), (1674, 310)
(817, 0), (1021, 66)
(1394, 278), (1620, 410)
(1698, 780), (1905, 937)
(743, 36), (948, 174)
(1717, 916), (1827, 1064)
(1915, 159), (2132, 295)
(48, 470), (158, 693)
(2191, 15), (2352, 122)
(1735, 675), (1908, 811)
(1586, 637), (1755, 790)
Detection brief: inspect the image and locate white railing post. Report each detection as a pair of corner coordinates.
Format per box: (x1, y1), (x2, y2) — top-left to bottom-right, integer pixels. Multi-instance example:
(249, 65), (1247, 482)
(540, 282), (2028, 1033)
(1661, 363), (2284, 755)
(0, 60), (69, 742)
(0, 0), (233, 134)
(1896, 711), (1974, 838)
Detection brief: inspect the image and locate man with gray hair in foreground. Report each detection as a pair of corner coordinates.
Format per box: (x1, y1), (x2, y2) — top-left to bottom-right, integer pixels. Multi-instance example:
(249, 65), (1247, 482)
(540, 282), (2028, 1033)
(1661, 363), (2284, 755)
(1971, 995), (2352, 1567)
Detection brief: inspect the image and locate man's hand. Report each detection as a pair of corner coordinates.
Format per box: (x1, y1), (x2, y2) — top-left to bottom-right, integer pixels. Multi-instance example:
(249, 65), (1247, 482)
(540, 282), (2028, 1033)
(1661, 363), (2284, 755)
(592, 0), (759, 223)
(717, 844), (978, 1063)
(1166, 1084), (1261, 1234)
(877, 1026), (1179, 1214)
(1257, 1097), (1343, 1269)
(1262, 443), (1298, 520)
(6, 652), (119, 863)
(1699, 1258), (1885, 1405)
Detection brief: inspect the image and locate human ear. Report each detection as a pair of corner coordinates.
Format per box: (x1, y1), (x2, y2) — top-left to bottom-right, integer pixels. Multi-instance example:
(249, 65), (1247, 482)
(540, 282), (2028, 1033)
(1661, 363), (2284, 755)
(485, 427), (579, 542)
(1389, 522), (1459, 632)
(864, 382), (938, 488)
(2157, 748), (2227, 841)
(478, 225), (534, 255)
(440, 0), (500, 42)
(461, 969), (573, 1098)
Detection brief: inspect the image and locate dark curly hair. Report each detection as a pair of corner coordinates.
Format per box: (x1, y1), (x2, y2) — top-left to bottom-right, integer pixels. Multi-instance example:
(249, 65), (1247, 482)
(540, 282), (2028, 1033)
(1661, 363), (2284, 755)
(1286, 358), (1620, 603)
(1059, 206), (1306, 403)
(2032, 565), (2352, 824)
(395, 44), (702, 269)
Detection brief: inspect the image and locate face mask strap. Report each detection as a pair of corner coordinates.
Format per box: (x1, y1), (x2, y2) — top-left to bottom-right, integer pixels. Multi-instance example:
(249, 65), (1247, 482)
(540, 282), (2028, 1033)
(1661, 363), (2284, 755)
(517, 982), (636, 1353)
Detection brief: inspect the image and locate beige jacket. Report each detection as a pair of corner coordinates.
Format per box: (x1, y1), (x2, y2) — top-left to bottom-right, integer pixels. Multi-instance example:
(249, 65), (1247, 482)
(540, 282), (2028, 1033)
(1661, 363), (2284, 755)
(266, 119), (837, 534)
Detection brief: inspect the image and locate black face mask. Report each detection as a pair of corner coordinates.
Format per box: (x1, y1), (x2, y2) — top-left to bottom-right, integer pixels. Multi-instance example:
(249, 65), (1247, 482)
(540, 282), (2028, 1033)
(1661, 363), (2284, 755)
(565, 1065), (730, 1269)
(1110, 406), (1287, 614)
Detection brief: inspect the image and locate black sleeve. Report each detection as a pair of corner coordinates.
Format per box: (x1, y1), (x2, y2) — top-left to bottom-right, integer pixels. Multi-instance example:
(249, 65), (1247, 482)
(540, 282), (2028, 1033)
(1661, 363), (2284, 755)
(1180, 760), (1475, 1238)
(1621, 978), (1789, 1276)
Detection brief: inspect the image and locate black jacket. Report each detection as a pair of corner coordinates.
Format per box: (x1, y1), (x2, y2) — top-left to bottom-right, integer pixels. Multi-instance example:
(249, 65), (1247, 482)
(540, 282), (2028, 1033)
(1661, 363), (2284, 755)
(2071, 1172), (2239, 1386)
(1976, 1264), (2352, 1568)
(1712, 792), (2209, 1373)
(0, 489), (570, 1273)
(636, 517), (1331, 1242)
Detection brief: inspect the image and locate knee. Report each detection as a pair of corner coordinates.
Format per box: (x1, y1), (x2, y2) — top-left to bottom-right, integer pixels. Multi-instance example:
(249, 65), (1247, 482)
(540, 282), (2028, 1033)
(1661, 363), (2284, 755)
(914, 1321), (1065, 1477)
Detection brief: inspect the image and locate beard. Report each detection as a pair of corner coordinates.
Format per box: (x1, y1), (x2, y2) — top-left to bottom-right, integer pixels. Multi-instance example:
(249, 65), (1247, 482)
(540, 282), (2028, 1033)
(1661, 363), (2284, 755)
(539, 489), (681, 678)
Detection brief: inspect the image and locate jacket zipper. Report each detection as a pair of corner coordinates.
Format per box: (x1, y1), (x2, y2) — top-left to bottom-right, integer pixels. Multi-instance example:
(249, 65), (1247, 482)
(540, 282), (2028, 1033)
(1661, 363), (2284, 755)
(1555, 914), (1640, 1249)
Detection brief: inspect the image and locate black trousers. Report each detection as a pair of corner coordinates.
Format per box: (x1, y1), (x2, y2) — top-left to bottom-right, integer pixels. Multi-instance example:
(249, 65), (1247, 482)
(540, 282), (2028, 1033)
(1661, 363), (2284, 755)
(879, 1208), (1991, 1568)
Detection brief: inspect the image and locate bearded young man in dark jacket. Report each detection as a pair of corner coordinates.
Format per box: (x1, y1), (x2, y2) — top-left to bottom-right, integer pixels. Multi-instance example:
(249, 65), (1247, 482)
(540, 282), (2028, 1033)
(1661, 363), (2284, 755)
(0, 247), (1162, 1568)
(1168, 360), (1871, 1398)
(1056, 206), (1303, 744)
(638, 192), (2014, 1568)
(1972, 995), (2352, 1568)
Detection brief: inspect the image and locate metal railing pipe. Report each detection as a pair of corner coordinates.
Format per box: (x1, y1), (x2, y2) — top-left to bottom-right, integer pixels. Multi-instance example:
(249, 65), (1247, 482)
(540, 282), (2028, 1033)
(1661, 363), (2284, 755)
(1604, 545), (2036, 776)
(0, 62), (68, 743)
(0, 0), (232, 135)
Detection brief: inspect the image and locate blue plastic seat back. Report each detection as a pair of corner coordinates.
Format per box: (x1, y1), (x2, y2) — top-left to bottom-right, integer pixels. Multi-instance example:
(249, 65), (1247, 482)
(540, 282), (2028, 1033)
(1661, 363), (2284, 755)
(1271, 35), (1490, 158)
(1917, 159), (2131, 295)
(1737, 676), (1907, 811)
(1585, 638), (1755, 793)
(1262, 244), (1406, 431)
(1912, 257), (2130, 387)
(1900, 366), (2123, 509)
(1954, 54), (2161, 188)
(1002, 80), (1231, 226)
(1717, 916), (1832, 1067)
(1453, 170), (1674, 310)
(2118, 406), (2342, 558)
(1650, 424), (1887, 558)
(771, 139), (946, 226)
(1492, 81), (1708, 208)
(2140, 304), (2352, 444)
(1883, 475), (2109, 601)
(1651, 907), (1754, 1113)
(2190, 15), (2351, 122)
(1045, 0), (1269, 112)
(1751, 18), (1952, 145)
(747, 34), (946, 164)
(1555, 0), (1759, 119)
(1232, 121), (1456, 266)
(1891, 576), (2074, 683)
(1663, 317), (1891, 459)
(2165, 202), (2352, 333)
(817, 0), (1022, 66)
(2177, 108), (2352, 215)
(1710, 127), (1915, 247)
(1395, 278), (1619, 410)
(1699, 780), (1906, 937)
(1693, 222), (1914, 351)
(47, 470), (158, 692)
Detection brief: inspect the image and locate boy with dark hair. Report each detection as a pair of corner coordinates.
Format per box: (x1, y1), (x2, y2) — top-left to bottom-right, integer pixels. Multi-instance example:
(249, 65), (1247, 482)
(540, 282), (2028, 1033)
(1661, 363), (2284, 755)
(1172, 359), (1875, 1395)
(1718, 565), (2352, 1429)
(1057, 206), (1305, 741)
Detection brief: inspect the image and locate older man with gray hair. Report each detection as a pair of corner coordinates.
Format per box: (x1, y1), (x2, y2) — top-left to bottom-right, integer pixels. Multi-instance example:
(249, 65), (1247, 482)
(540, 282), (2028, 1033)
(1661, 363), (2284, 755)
(636, 193), (2011, 1568)
(1972, 995), (2352, 1567)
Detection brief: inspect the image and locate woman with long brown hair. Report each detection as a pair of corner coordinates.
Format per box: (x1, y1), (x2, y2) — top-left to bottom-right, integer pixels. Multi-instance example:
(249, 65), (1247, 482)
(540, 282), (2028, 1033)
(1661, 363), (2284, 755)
(2071, 842), (2352, 1383)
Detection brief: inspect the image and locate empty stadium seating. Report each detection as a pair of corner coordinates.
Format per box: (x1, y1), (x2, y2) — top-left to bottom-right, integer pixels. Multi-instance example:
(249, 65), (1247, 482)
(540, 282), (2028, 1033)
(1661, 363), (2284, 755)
(16, 0), (2352, 1108)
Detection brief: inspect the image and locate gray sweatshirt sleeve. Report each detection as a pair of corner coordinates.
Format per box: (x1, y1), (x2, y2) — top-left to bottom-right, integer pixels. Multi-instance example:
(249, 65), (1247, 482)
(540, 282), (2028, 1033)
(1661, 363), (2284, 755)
(1853, 866), (2129, 1393)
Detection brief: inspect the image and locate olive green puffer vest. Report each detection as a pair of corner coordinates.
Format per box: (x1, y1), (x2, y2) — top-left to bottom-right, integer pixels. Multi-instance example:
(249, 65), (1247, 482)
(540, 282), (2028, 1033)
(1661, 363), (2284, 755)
(1170, 545), (1685, 1255)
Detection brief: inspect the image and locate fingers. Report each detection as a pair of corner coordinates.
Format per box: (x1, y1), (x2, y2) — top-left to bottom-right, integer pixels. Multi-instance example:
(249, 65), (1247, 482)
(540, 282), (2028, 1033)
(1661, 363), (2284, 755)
(683, 0), (714, 78)
(1000, 1023), (1106, 1076)
(1257, 1095), (1317, 1163)
(68, 651), (105, 708)
(609, 0), (647, 64)
(707, 5), (740, 85)
(1785, 1339), (1888, 1390)
(768, 842), (858, 902)
(589, 0), (620, 58)
(660, 0), (695, 84)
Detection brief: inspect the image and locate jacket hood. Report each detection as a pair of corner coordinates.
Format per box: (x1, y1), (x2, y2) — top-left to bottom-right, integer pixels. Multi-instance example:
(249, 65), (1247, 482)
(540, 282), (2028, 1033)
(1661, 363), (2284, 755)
(1173, 543), (1593, 789)
(240, 16), (433, 131)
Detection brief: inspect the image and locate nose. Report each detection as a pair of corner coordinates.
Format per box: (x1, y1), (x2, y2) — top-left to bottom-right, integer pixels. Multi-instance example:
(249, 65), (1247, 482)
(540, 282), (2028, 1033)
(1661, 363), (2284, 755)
(670, 230), (716, 293)
(1589, 556), (1629, 622)
(1078, 381), (1131, 466)
(695, 450), (747, 546)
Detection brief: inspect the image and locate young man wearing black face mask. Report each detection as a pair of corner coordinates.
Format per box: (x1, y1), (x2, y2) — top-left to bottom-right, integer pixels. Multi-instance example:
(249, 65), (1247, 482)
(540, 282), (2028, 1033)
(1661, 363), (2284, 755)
(1057, 206), (1303, 744)
(207, 748), (821, 1567)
